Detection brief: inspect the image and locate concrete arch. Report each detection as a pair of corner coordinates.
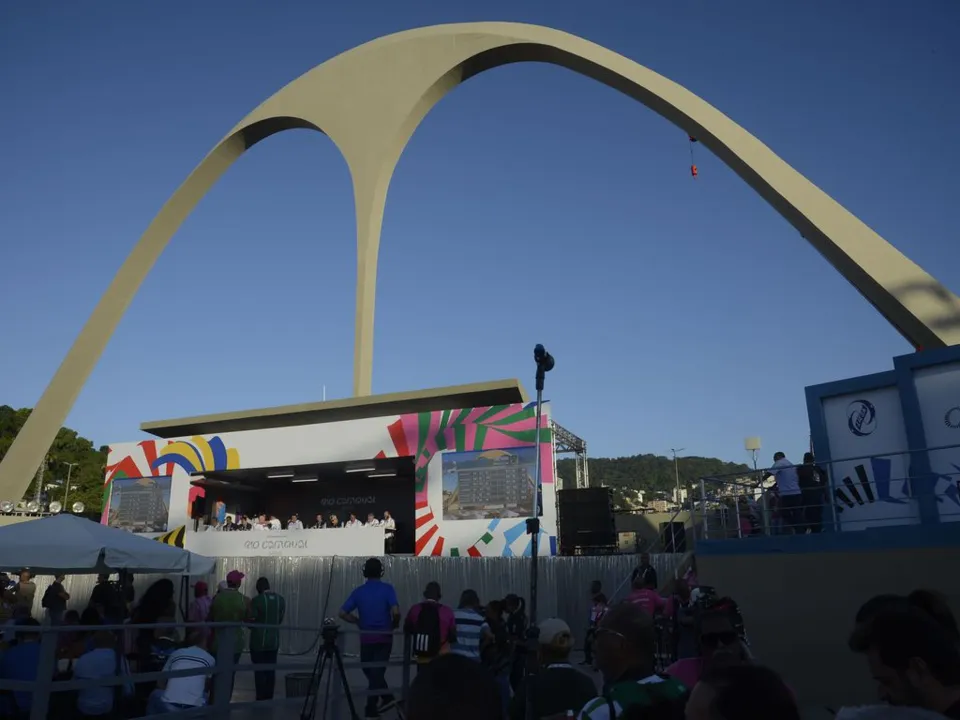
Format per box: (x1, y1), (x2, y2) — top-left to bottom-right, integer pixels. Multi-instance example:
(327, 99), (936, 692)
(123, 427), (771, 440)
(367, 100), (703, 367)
(2, 21), (959, 499)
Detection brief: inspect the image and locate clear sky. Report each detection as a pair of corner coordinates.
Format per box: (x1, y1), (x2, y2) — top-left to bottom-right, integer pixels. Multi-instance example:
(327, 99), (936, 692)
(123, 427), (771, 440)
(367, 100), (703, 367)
(1, 0), (958, 468)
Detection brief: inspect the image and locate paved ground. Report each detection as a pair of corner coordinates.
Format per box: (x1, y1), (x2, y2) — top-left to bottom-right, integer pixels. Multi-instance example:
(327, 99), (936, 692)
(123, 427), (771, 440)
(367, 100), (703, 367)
(221, 650), (834, 719)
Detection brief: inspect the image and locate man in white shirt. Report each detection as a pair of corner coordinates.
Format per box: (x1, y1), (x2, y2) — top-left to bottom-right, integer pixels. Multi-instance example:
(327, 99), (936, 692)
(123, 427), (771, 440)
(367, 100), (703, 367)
(252, 514), (269, 531)
(344, 513), (363, 528)
(268, 515), (282, 531)
(365, 513), (381, 527)
(382, 510), (397, 553)
(768, 452), (804, 534)
(287, 514), (304, 530)
(147, 631), (215, 713)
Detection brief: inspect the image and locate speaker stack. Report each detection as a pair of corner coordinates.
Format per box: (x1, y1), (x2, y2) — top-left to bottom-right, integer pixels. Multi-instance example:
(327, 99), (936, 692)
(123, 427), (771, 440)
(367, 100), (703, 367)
(557, 487), (617, 556)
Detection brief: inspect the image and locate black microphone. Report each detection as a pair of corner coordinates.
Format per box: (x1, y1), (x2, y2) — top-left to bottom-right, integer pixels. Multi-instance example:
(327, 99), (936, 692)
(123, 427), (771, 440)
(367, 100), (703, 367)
(533, 344), (555, 373)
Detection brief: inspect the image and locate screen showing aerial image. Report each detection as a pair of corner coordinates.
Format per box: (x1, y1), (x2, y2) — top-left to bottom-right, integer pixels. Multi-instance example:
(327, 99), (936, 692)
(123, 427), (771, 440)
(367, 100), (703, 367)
(442, 448), (536, 521)
(107, 476), (172, 533)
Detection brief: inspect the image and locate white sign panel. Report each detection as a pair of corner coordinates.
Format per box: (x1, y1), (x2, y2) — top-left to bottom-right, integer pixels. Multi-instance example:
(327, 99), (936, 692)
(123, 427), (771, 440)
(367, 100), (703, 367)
(912, 361), (960, 523)
(821, 386), (919, 530)
(184, 527), (385, 558)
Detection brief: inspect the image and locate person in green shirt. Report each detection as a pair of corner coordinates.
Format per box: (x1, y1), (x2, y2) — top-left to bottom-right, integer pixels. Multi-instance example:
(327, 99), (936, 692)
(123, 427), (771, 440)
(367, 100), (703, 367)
(577, 603), (688, 719)
(208, 569), (249, 703)
(249, 577), (286, 701)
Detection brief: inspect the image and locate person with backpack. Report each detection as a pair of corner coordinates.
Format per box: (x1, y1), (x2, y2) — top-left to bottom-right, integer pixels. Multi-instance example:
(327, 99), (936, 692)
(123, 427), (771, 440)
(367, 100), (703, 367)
(404, 581), (457, 670)
(41, 574), (69, 625)
(578, 603), (688, 720)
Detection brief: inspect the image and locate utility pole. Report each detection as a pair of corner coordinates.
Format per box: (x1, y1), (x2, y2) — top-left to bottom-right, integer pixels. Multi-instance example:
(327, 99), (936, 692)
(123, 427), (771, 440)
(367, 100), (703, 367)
(670, 447), (685, 505)
(62, 461), (80, 510)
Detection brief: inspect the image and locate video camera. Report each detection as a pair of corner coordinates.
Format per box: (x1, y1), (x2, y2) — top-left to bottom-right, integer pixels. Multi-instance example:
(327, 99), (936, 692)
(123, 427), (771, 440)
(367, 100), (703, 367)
(320, 618), (340, 645)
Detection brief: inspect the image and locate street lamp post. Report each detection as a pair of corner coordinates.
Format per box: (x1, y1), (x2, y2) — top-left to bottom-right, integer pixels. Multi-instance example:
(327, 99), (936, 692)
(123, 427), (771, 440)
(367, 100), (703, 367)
(62, 462), (80, 510)
(670, 447), (685, 505)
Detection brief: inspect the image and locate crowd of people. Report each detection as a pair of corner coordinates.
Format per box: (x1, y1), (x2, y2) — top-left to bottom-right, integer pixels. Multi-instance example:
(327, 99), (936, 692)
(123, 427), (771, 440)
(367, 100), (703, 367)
(0, 568), (288, 718)
(1, 557), (959, 720)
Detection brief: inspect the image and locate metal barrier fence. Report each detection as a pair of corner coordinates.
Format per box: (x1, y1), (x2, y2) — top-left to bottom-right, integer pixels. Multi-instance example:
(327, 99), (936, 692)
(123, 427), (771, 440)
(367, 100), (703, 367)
(12, 554), (684, 654)
(693, 443), (960, 539)
(0, 619), (412, 720)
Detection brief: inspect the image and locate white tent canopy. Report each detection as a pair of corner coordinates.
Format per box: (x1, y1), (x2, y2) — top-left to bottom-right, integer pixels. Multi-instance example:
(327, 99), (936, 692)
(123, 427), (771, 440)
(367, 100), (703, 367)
(0, 514), (216, 576)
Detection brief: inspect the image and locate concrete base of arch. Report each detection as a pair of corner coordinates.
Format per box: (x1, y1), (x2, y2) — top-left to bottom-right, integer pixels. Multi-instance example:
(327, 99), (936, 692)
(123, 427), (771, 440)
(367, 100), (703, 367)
(2, 21), (958, 501)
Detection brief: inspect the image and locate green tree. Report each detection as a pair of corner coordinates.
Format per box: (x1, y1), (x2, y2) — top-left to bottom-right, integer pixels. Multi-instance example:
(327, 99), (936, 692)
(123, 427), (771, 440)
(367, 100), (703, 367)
(0, 405), (107, 513)
(557, 452), (749, 510)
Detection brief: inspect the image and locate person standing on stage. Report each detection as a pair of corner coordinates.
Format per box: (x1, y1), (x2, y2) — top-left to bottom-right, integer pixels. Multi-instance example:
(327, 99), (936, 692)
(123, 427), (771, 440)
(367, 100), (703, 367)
(339, 558), (400, 718)
(382, 511), (397, 553)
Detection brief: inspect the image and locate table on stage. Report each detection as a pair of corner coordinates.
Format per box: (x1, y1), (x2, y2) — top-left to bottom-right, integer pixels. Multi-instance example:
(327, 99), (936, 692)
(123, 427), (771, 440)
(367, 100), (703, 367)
(183, 526), (385, 557)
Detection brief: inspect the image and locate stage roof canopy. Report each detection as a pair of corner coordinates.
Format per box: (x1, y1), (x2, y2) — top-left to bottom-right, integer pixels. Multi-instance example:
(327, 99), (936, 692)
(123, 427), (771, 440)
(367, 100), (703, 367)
(141, 379), (529, 439)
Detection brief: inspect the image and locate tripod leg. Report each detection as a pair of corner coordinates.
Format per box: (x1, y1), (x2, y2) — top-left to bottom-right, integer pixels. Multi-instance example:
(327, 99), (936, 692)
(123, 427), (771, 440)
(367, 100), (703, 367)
(332, 646), (361, 720)
(302, 648), (330, 720)
(320, 649), (337, 720)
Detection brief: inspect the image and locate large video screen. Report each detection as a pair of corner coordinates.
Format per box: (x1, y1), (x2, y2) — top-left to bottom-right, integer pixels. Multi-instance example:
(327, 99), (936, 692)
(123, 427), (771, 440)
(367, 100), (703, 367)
(108, 476), (172, 533)
(442, 448), (537, 521)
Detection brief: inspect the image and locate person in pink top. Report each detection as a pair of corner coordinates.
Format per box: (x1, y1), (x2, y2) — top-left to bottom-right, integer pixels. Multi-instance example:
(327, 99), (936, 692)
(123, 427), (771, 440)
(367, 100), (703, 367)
(626, 575), (666, 617)
(666, 609), (750, 690)
(404, 581), (457, 667)
(187, 581), (213, 640)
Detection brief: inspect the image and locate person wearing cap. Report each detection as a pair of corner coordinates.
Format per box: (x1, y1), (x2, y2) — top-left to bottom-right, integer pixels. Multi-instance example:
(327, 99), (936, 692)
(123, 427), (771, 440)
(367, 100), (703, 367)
(188, 581), (213, 642)
(208, 570), (249, 702)
(508, 618), (596, 720)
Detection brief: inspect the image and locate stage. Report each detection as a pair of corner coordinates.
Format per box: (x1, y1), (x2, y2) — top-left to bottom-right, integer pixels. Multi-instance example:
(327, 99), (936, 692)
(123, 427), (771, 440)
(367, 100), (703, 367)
(184, 527), (386, 557)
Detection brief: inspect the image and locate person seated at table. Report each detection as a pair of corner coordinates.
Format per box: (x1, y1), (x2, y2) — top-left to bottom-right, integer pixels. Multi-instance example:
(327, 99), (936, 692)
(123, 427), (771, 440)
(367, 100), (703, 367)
(268, 514), (282, 530)
(328, 514), (341, 528)
(345, 512), (363, 528)
(311, 513), (326, 529)
(287, 514), (304, 530)
(366, 513), (381, 527)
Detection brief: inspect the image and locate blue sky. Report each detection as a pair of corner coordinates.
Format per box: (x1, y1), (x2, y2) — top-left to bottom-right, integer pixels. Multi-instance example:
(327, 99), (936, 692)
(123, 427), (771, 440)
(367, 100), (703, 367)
(1, 1), (958, 468)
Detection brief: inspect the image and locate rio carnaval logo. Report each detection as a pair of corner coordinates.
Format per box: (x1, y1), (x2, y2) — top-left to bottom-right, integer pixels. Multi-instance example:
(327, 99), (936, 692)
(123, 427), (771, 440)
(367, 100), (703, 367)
(847, 399), (878, 437)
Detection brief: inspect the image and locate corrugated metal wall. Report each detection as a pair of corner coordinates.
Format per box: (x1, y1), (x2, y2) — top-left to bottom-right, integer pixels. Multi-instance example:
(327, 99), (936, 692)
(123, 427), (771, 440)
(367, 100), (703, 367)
(25, 554), (680, 656)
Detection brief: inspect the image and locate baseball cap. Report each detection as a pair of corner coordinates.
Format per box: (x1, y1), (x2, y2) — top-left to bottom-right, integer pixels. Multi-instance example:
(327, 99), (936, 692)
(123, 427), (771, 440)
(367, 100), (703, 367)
(537, 618), (574, 649)
(226, 570), (245, 584)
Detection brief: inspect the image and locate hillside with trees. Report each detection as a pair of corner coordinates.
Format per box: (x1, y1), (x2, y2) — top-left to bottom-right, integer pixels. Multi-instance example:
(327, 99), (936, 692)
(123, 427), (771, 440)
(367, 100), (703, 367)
(0, 406), (108, 513)
(557, 453), (750, 511)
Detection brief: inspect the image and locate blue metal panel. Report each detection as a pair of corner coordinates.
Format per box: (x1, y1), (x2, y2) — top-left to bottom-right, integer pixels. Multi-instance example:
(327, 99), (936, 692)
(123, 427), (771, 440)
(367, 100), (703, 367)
(804, 371), (897, 533)
(893, 346), (960, 525)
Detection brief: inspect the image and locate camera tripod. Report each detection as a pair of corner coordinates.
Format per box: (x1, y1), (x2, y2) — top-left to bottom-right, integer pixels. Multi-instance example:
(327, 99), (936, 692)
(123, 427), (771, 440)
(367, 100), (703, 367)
(300, 625), (360, 720)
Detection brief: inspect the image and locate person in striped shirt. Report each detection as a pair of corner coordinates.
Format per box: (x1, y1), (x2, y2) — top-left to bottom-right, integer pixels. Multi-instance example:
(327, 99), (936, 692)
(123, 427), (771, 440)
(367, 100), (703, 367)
(577, 603), (687, 720)
(450, 589), (489, 661)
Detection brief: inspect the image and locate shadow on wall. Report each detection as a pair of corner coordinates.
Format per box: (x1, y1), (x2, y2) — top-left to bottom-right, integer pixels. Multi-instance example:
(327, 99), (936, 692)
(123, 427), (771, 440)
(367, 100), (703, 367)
(890, 279), (960, 333)
(697, 540), (959, 711)
(616, 511), (693, 550)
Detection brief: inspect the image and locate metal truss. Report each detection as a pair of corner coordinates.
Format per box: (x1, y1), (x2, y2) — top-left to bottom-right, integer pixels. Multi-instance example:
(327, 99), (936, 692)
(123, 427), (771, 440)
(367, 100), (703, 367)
(551, 420), (590, 489)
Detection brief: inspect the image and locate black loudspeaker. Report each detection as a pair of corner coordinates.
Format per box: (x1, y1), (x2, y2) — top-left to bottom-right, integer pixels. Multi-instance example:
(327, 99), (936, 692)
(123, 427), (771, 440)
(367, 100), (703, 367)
(557, 487), (617, 555)
(191, 495), (208, 520)
(659, 521), (686, 553)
